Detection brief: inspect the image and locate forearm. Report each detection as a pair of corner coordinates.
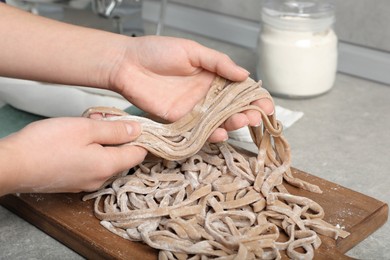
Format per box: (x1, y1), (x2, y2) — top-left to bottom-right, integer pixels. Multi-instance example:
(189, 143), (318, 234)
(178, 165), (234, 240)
(0, 3), (128, 89)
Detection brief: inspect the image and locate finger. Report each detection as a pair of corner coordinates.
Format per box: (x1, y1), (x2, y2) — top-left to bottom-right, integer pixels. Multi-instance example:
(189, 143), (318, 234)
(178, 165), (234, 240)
(189, 43), (249, 82)
(88, 120), (142, 145)
(105, 145), (147, 173)
(207, 128), (228, 143)
(242, 110), (263, 127)
(252, 98), (274, 115)
(223, 113), (249, 131)
(238, 98), (275, 127)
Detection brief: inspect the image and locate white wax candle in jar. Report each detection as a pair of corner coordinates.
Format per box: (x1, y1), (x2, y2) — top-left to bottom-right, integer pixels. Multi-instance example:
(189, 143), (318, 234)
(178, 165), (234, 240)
(257, 0), (337, 98)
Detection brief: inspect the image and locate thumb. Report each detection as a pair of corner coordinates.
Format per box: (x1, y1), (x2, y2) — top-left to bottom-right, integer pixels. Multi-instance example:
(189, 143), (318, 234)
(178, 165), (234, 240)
(89, 120), (142, 145)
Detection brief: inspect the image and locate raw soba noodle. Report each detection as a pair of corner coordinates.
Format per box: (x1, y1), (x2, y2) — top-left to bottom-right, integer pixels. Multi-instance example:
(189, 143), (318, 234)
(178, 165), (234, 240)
(83, 77), (349, 259)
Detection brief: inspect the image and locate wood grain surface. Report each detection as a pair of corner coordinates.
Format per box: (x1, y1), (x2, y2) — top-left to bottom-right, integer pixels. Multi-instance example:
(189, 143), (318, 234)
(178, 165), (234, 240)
(0, 167), (388, 259)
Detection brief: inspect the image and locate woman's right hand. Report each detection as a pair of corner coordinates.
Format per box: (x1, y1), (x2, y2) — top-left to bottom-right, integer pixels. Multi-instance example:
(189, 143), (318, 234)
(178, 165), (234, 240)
(0, 117), (146, 196)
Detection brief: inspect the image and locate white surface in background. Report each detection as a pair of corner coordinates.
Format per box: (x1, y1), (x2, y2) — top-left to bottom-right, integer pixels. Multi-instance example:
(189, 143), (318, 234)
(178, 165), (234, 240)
(0, 77), (130, 117)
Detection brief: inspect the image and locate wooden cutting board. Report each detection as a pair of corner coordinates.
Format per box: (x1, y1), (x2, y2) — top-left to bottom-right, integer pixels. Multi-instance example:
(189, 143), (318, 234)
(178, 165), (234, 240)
(0, 167), (388, 259)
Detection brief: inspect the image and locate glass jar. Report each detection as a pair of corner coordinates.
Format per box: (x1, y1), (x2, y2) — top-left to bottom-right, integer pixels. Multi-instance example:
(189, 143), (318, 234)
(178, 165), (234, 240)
(256, 0), (337, 98)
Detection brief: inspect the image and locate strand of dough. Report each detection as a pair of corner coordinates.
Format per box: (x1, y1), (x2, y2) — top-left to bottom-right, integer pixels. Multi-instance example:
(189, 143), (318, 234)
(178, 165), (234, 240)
(83, 77), (281, 161)
(83, 77), (349, 259)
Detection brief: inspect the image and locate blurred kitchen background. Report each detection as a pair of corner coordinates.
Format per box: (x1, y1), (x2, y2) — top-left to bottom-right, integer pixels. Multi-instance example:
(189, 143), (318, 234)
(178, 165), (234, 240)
(1, 1), (390, 259)
(143, 0), (390, 85)
(1, 0), (389, 114)
(0, 0), (389, 100)
(147, 0), (390, 84)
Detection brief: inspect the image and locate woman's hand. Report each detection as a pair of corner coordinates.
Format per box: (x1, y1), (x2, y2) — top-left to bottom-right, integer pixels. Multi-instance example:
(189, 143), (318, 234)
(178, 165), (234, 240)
(0, 118), (146, 196)
(108, 36), (274, 142)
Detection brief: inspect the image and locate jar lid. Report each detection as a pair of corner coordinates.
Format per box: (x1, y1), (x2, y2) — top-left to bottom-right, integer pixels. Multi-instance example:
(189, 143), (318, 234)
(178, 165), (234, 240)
(262, 0), (335, 31)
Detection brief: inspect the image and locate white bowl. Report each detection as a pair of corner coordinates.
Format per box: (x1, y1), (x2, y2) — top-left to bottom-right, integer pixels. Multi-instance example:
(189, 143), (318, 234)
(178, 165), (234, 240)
(0, 77), (132, 117)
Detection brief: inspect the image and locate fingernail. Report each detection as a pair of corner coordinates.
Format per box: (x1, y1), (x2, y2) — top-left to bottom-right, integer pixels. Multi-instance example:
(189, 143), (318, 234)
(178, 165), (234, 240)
(254, 119), (263, 127)
(238, 66), (250, 75)
(125, 124), (134, 135)
(125, 122), (141, 136)
(221, 130), (229, 141)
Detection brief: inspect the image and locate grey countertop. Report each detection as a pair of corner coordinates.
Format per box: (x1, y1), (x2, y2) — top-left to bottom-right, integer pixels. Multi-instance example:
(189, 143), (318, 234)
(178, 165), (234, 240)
(1, 15), (390, 260)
